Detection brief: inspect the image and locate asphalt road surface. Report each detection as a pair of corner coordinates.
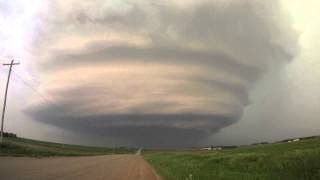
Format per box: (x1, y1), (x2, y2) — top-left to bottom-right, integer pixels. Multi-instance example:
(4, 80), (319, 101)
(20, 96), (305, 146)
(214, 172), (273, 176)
(0, 155), (162, 180)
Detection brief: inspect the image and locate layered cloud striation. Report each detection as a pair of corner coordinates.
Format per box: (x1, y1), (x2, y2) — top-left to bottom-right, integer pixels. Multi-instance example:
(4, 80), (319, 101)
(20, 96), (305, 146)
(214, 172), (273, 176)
(25, 0), (298, 148)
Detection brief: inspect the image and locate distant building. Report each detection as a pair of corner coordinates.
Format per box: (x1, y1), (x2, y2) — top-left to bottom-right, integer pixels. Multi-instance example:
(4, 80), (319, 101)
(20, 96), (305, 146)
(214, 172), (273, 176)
(201, 145), (232, 151)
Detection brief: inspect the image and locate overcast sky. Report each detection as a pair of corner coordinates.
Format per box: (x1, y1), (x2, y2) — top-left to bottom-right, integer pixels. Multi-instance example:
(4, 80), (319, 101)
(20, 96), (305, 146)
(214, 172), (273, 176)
(0, 0), (319, 148)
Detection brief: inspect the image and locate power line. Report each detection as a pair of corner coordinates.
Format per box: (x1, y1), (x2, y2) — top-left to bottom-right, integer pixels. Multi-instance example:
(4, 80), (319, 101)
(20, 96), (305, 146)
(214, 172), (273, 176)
(11, 70), (61, 109)
(10, 70), (72, 145)
(12, 71), (44, 98)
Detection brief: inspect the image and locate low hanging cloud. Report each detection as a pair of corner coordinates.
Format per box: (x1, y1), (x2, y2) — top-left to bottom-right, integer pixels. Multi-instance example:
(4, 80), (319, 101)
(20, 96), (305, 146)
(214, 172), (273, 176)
(25, 0), (298, 148)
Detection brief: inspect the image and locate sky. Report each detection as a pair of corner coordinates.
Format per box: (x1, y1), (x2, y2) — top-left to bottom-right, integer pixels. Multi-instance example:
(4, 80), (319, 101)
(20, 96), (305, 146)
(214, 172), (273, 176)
(0, 0), (319, 148)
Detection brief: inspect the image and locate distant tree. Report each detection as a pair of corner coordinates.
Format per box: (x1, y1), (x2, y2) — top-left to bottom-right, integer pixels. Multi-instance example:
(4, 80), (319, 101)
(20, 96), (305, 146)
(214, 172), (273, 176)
(0, 131), (17, 138)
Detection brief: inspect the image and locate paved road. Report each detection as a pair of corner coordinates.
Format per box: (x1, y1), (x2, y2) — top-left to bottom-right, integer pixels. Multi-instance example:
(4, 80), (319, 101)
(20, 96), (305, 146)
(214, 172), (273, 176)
(0, 155), (162, 180)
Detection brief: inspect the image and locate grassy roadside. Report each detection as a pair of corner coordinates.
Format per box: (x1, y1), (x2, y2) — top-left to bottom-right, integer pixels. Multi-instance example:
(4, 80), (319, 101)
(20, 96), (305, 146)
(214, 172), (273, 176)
(0, 137), (136, 157)
(144, 137), (320, 180)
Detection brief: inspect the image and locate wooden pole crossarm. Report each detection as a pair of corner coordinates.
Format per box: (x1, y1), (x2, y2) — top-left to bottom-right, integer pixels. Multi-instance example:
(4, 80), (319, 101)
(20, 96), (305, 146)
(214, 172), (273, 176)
(3, 63), (20, 66)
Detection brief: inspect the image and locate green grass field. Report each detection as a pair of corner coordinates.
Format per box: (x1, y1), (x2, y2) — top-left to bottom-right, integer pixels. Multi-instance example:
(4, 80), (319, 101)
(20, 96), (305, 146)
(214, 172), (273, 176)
(0, 137), (136, 157)
(144, 137), (320, 180)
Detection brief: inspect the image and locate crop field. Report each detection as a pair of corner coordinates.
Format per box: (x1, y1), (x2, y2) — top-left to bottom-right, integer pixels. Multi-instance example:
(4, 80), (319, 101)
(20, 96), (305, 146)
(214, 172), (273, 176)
(0, 137), (135, 157)
(144, 137), (320, 180)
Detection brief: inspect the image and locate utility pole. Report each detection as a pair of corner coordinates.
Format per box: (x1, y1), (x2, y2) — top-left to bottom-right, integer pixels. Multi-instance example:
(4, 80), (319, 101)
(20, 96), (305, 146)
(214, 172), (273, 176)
(0, 60), (19, 145)
(61, 130), (65, 148)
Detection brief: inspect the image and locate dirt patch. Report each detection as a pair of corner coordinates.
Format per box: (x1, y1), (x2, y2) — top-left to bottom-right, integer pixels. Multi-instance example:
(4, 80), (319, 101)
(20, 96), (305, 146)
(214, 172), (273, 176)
(0, 155), (162, 180)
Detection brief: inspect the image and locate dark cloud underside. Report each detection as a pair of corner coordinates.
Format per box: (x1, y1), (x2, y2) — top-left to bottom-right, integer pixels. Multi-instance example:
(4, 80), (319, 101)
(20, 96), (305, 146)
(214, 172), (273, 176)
(25, 0), (298, 147)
